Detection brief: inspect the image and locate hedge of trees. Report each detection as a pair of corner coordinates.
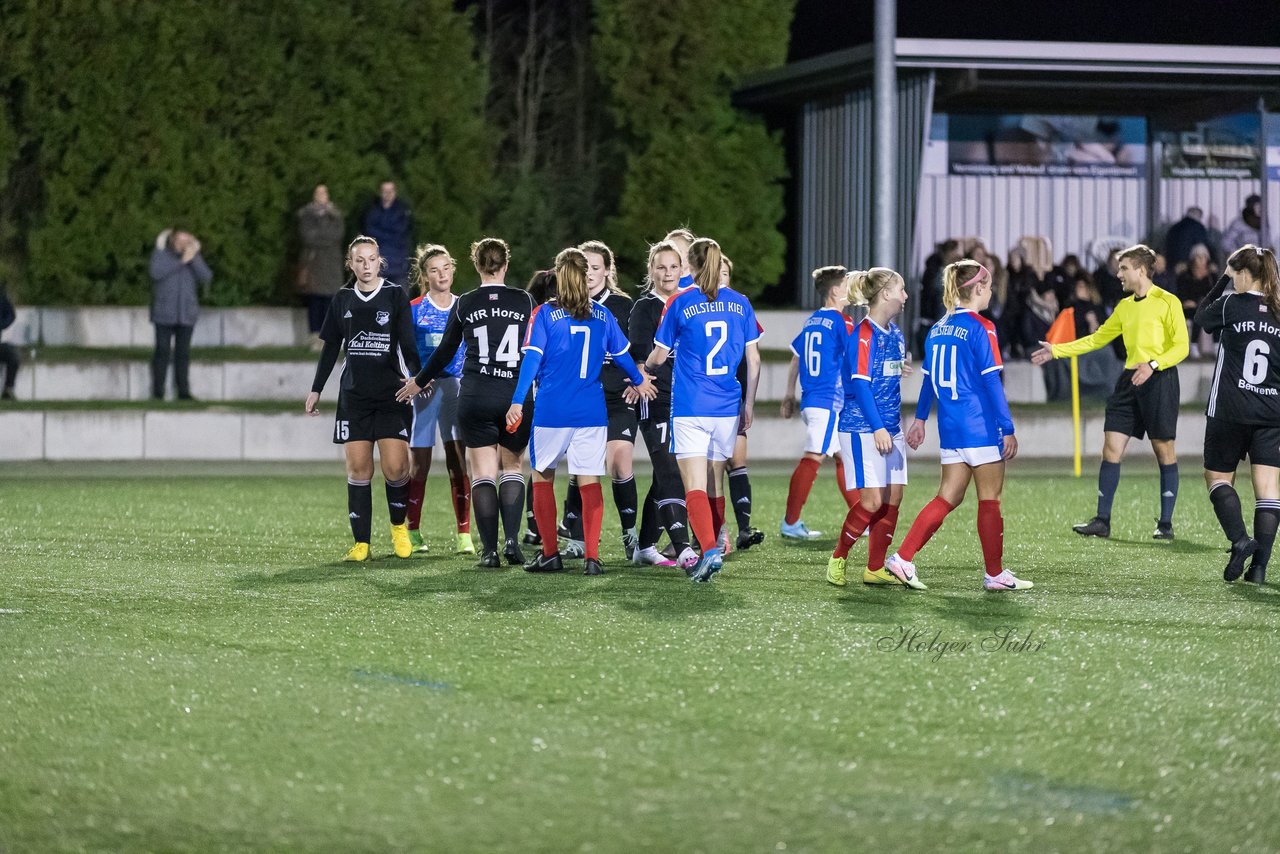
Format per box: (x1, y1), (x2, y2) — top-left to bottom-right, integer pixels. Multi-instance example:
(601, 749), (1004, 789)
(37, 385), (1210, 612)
(0, 0), (794, 305)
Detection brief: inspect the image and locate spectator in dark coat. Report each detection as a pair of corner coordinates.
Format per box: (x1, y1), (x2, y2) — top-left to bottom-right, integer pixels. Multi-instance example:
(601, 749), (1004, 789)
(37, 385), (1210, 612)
(296, 184), (346, 347)
(1044, 253), (1083, 311)
(0, 282), (19, 400)
(1176, 243), (1218, 359)
(1151, 252), (1177, 293)
(1163, 207), (1210, 271)
(1221, 194), (1268, 257)
(362, 181), (412, 289)
(1004, 247), (1041, 359)
(149, 227), (212, 400)
(1093, 249), (1124, 307)
(916, 239), (961, 355)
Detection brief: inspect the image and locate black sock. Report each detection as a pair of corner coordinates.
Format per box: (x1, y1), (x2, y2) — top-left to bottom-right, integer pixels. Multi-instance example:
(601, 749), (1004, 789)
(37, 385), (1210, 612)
(728, 466), (752, 531)
(525, 475), (539, 537)
(472, 477), (499, 553)
(638, 484), (661, 549)
(660, 497), (690, 550)
(563, 476), (584, 539)
(347, 478), (372, 543)
(1158, 462), (1179, 525)
(1254, 500), (1280, 570)
(613, 475), (638, 534)
(385, 475), (410, 526)
(1096, 460), (1120, 520)
(1209, 482), (1247, 543)
(498, 473), (525, 544)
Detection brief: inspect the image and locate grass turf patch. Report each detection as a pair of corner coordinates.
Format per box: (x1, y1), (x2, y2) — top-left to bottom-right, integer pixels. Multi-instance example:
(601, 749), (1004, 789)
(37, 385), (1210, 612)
(1, 463), (1278, 851)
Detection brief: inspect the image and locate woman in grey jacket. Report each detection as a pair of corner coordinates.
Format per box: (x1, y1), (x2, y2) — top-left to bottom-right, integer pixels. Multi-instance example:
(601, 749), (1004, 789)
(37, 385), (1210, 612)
(296, 184), (346, 346)
(149, 227), (212, 400)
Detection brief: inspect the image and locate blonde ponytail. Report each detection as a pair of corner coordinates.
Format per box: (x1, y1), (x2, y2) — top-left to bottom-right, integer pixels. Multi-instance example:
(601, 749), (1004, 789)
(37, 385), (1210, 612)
(687, 237), (722, 302)
(942, 260), (987, 314)
(846, 267), (903, 307)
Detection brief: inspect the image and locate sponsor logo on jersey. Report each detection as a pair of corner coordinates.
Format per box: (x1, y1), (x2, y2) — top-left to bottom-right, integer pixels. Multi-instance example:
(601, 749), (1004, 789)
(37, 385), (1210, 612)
(376, 311), (390, 326)
(347, 330), (392, 355)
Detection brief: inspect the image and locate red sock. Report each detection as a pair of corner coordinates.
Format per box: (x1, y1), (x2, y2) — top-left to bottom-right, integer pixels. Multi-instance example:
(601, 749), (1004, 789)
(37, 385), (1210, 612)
(898, 497), (955, 561)
(977, 499), (1004, 577)
(785, 457), (821, 524)
(407, 476), (426, 530)
(833, 457), (860, 509)
(866, 504), (899, 570)
(581, 482), (604, 561)
(686, 490), (718, 552)
(832, 503), (875, 559)
(451, 472), (471, 533)
(711, 495), (726, 537)
(532, 481), (558, 558)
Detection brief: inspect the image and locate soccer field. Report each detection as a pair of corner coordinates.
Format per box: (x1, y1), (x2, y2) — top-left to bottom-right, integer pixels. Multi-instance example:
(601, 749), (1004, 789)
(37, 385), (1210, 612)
(1, 462), (1278, 852)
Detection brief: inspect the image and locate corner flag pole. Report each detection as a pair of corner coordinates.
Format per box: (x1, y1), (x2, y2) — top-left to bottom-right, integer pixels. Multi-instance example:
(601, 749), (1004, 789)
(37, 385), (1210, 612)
(1070, 355), (1081, 477)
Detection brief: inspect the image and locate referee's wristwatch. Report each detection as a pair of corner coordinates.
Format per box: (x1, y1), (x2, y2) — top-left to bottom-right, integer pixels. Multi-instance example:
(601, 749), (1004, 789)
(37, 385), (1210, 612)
(1147, 359), (1159, 372)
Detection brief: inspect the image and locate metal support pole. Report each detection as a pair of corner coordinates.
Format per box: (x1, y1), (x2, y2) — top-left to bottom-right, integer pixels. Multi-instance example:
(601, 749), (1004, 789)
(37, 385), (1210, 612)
(873, 0), (896, 267)
(1260, 97), (1271, 249)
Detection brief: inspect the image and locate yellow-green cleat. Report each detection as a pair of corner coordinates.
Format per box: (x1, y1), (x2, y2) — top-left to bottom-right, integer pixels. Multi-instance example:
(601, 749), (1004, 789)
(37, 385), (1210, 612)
(408, 529), (429, 554)
(863, 567), (903, 586)
(826, 556), (847, 587)
(456, 533), (476, 555)
(390, 523), (413, 559)
(343, 542), (371, 562)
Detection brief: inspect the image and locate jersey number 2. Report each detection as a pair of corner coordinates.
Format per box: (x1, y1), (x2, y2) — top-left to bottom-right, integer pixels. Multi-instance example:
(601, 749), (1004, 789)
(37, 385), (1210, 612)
(476, 324), (520, 367)
(705, 321), (729, 376)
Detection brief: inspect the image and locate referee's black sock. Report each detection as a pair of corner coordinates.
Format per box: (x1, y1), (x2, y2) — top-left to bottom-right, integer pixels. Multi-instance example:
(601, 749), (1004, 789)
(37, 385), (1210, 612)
(612, 475), (638, 534)
(347, 478), (372, 544)
(1208, 481), (1247, 543)
(1158, 462), (1179, 525)
(638, 485), (661, 549)
(728, 467), (752, 531)
(1096, 461), (1121, 520)
(472, 477), (499, 554)
(525, 475), (539, 537)
(563, 476), (584, 540)
(385, 475), (410, 526)
(1253, 500), (1280, 570)
(498, 473), (525, 544)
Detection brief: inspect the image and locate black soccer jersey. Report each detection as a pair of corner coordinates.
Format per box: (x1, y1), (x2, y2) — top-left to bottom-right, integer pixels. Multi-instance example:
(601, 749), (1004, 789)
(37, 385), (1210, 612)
(1199, 287), (1280, 425)
(314, 281), (420, 405)
(595, 289), (634, 396)
(629, 292), (673, 405)
(415, 283), (535, 397)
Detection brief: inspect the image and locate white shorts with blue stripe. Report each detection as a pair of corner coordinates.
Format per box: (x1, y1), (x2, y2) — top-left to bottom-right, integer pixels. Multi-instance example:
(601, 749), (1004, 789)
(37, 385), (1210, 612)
(410, 376), (461, 448)
(838, 430), (908, 490)
(800, 406), (840, 456)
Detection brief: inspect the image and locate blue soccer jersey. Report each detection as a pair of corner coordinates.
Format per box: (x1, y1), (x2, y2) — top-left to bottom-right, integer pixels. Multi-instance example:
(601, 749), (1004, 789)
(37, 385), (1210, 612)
(918, 308), (1015, 448)
(654, 286), (761, 418)
(840, 317), (905, 434)
(410, 294), (465, 378)
(791, 307), (850, 410)
(516, 301), (643, 428)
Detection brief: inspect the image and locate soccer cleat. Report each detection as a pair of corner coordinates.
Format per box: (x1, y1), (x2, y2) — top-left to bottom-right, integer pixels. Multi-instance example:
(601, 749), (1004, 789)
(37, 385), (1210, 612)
(622, 529), (639, 561)
(676, 547), (700, 572)
(560, 537), (586, 559)
(342, 542), (371, 562)
(1072, 516), (1111, 538)
(1244, 559), (1267, 585)
(736, 527), (765, 551)
(863, 567), (902, 586)
(389, 524), (413, 559)
(1152, 519), (1174, 541)
(455, 533), (476, 555)
(885, 552), (928, 590)
(984, 569), (1034, 591)
(633, 546), (676, 567)
(826, 557), (847, 587)
(1224, 537), (1259, 583)
(690, 548), (723, 583)
(524, 552), (565, 573)
(502, 539), (526, 566)
(477, 551), (502, 569)
(780, 519), (822, 540)
(522, 530), (542, 546)
(408, 528), (428, 553)
(583, 558), (604, 576)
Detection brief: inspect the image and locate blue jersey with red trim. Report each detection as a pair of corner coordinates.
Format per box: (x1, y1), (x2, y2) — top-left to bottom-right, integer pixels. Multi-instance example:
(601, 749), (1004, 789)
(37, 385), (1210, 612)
(921, 308), (1009, 448)
(791, 308), (851, 410)
(410, 294), (464, 378)
(522, 301), (632, 428)
(840, 317), (905, 434)
(654, 286), (761, 418)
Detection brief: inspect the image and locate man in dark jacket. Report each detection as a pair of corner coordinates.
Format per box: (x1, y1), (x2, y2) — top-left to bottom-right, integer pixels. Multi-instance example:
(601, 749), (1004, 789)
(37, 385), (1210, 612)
(362, 181), (412, 290)
(1163, 206), (1211, 271)
(0, 283), (19, 400)
(149, 227), (213, 400)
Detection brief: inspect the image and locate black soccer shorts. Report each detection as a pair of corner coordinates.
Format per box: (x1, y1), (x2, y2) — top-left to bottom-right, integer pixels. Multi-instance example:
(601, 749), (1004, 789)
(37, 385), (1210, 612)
(605, 391), (638, 444)
(1103, 367), (1180, 441)
(1204, 416), (1280, 472)
(457, 391), (532, 452)
(333, 397), (413, 444)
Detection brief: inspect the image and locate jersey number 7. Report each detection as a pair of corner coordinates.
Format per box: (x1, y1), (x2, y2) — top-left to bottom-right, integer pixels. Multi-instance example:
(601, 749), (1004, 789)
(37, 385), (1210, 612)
(571, 325), (591, 379)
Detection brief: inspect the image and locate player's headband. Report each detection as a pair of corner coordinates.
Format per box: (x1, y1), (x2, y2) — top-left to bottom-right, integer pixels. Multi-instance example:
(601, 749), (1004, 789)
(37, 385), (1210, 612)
(958, 263), (991, 289)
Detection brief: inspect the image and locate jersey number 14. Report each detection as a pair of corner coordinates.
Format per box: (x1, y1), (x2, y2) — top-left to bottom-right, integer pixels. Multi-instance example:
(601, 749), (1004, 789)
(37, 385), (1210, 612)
(475, 324), (520, 367)
(931, 344), (960, 401)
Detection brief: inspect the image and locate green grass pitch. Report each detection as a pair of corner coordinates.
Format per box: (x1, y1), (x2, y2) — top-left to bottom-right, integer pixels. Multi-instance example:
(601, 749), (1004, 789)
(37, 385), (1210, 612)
(1, 461), (1278, 852)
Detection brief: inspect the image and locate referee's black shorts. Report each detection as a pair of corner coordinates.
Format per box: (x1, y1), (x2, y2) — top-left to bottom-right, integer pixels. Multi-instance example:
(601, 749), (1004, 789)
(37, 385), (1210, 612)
(1103, 367), (1179, 441)
(1204, 416), (1280, 471)
(457, 391), (532, 452)
(333, 396), (413, 444)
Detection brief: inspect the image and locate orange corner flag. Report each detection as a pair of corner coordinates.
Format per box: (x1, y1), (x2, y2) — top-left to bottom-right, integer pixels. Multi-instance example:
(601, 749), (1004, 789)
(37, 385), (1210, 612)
(1045, 307), (1076, 345)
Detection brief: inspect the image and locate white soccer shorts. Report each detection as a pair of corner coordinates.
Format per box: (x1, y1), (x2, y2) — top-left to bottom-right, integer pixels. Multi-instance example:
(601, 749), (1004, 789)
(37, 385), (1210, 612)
(801, 406), (840, 456)
(410, 376), (461, 448)
(671, 415), (739, 462)
(939, 445), (1003, 467)
(838, 430), (908, 490)
(529, 425), (607, 475)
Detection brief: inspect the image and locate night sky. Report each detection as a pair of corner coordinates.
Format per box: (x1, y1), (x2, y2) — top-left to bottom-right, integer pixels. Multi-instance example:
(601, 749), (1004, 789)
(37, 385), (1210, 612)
(790, 0), (1280, 62)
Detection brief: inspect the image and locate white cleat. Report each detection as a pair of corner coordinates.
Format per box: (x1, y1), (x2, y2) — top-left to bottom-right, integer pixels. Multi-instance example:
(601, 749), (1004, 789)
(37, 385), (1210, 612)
(676, 547), (700, 571)
(983, 569), (1034, 591)
(779, 519), (822, 539)
(885, 552), (928, 590)
(632, 545), (675, 567)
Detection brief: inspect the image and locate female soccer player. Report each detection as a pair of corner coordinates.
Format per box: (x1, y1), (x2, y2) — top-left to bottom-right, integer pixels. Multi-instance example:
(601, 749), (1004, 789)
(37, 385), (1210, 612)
(825, 268), (913, 587)
(644, 237), (761, 582)
(507, 248), (655, 575)
(306, 236), (421, 561)
(629, 241), (697, 570)
(1194, 245), (1280, 584)
(521, 268), (557, 547)
(396, 238), (535, 568)
(406, 244), (473, 555)
(720, 255), (765, 553)
(889, 260), (1033, 591)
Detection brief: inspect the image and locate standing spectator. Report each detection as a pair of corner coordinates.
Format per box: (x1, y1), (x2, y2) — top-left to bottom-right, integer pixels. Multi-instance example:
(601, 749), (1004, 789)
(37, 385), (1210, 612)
(1151, 252), (1177, 293)
(917, 239), (961, 355)
(1069, 274), (1122, 398)
(1176, 244), (1218, 359)
(1044, 253), (1083, 310)
(1093, 248), (1124, 308)
(1222, 195), (1267, 258)
(0, 281), (19, 400)
(1004, 247), (1041, 359)
(149, 227), (212, 401)
(363, 181), (413, 289)
(1163, 206), (1211, 270)
(296, 184), (346, 350)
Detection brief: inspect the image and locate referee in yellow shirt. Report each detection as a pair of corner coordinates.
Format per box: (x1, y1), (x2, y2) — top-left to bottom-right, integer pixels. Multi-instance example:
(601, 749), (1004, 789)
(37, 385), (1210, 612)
(1032, 244), (1189, 540)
